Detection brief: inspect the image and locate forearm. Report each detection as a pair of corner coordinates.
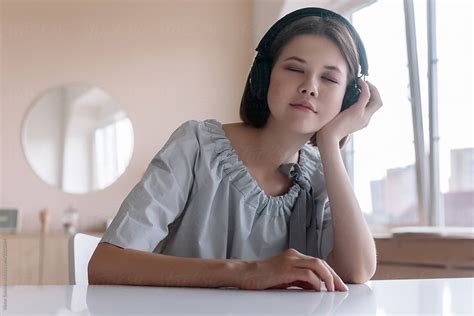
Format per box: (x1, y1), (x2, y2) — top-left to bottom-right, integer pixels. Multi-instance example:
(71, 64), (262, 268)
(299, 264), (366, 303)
(318, 138), (377, 283)
(88, 242), (248, 288)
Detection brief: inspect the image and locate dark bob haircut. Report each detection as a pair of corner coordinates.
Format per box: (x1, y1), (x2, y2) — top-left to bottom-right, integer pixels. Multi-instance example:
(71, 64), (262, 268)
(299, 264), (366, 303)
(239, 15), (360, 147)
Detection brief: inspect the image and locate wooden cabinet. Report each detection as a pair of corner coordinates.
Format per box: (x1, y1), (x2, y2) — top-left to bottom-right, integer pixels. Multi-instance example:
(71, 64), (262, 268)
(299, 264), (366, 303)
(0, 234), (70, 285)
(373, 234), (474, 280)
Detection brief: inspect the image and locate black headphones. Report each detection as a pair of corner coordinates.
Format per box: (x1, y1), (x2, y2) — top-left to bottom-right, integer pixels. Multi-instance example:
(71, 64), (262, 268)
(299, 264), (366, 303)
(248, 7), (369, 111)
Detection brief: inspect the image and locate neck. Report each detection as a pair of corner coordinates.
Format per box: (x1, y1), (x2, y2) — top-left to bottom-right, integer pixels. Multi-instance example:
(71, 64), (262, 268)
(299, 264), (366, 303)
(246, 117), (313, 171)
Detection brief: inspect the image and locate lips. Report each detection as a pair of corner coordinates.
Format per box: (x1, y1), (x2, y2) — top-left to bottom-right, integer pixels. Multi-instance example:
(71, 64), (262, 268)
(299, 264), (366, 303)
(290, 100), (317, 113)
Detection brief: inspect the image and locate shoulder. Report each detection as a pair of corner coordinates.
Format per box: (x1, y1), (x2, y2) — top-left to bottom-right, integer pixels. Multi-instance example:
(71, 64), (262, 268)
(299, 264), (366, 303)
(169, 119), (201, 139)
(174, 119), (230, 139)
(156, 118), (231, 159)
(164, 119), (219, 145)
(154, 120), (208, 161)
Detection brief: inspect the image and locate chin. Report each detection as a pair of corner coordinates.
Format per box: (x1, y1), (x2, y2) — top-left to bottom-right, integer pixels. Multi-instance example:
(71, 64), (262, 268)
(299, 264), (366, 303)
(287, 123), (319, 137)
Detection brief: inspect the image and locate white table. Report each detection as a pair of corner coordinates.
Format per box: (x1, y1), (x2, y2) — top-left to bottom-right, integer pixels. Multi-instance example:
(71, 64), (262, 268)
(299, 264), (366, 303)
(2, 278), (473, 315)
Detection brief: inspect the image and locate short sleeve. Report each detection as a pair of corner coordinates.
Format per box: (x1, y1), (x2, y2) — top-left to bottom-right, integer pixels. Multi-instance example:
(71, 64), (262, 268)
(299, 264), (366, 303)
(100, 120), (199, 252)
(319, 200), (334, 260)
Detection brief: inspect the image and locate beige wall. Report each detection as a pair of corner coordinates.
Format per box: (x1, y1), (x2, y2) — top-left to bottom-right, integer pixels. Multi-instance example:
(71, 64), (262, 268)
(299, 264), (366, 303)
(0, 1), (4, 206)
(0, 0), (254, 233)
(0, 0), (371, 234)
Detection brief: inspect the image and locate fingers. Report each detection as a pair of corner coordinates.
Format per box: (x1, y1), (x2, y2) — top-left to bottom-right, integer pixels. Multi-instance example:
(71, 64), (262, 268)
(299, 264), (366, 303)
(297, 258), (334, 291)
(357, 79), (382, 109)
(355, 78), (371, 107)
(289, 280), (320, 291)
(347, 79), (382, 132)
(261, 249), (348, 292)
(321, 260), (349, 292)
(295, 257), (347, 292)
(365, 81), (383, 115)
(269, 269), (322, 291)
(291, 268), (322, 291)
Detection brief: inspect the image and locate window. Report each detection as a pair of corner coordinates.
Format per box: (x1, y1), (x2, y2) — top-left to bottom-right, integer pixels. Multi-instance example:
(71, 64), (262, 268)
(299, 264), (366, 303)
(436, 0), (473, 226)
(352, 0), (473, 228)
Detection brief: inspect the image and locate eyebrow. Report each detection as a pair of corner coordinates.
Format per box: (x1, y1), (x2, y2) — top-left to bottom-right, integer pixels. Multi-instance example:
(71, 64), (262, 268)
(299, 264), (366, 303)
(283, 56), (343, 74)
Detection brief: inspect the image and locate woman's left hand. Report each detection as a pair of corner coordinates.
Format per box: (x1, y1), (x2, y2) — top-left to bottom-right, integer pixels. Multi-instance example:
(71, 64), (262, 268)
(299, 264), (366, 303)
(316, 80), (383, 146)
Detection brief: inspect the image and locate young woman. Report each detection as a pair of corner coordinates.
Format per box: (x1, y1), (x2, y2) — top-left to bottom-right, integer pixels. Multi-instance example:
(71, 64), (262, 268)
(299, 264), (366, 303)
(89, 7), (382, 292)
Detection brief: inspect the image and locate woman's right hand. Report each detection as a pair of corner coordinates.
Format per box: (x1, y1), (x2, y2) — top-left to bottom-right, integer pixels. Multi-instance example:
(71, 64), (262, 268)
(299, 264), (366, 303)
(238, 248), (348, 292)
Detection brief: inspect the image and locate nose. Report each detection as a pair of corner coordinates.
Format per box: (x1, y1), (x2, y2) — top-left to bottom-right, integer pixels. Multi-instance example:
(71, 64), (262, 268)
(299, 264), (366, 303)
(299, 88), (316, 96)
(298, 78), (317, 97)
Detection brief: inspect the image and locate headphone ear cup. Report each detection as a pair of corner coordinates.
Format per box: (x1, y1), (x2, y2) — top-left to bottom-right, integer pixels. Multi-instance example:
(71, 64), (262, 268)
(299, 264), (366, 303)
(341, 82), (361, 111)
(249, 55), (272, 101)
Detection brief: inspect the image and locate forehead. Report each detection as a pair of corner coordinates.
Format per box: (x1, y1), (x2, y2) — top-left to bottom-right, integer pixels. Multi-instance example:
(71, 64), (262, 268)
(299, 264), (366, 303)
(277, 34), (348, 72)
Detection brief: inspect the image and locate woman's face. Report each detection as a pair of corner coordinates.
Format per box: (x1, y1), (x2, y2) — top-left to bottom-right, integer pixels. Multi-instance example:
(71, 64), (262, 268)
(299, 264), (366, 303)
(267, 34), (349, 135)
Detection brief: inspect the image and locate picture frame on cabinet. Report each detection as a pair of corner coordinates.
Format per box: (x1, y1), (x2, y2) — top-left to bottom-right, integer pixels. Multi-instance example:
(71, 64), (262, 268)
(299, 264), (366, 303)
(0, 208), (20, 233)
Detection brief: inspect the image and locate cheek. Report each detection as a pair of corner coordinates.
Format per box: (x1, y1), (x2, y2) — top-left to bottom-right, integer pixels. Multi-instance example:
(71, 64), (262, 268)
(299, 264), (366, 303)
(327, 107), (341, 120)
(266, 73), (288, 104)
(325, 87), (345, 111)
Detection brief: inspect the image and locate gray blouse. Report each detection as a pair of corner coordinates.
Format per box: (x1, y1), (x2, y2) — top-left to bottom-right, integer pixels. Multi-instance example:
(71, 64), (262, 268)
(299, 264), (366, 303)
(101, 119), (334, 261)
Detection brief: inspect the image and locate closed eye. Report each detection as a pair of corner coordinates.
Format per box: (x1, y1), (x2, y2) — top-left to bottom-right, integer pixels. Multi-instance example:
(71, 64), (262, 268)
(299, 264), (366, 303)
(323, 77), (339, 84)
(286, 67), (303, 73)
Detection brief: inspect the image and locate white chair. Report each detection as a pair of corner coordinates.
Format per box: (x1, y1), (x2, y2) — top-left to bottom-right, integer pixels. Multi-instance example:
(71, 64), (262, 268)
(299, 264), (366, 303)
(68, 233), (101, 285)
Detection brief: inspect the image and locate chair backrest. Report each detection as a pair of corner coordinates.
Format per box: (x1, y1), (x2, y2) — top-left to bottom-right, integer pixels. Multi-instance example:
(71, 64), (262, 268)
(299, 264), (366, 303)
(68, 233), (101, 285)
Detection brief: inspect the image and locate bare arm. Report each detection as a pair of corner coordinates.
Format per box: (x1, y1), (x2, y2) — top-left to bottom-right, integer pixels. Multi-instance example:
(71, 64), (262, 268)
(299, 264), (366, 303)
(316, 81), (382, 284)
(88, 243), (348, 291)
(88, 242), (246, 287)
(318, 139), (377, 284)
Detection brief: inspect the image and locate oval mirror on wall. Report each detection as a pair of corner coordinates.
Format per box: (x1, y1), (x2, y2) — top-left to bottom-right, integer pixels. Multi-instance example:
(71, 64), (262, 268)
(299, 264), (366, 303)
(22, 83), (134, 194)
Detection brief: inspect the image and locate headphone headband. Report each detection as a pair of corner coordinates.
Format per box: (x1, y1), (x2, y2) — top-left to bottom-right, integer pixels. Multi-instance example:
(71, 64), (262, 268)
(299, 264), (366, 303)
(256, 7), (368, 76)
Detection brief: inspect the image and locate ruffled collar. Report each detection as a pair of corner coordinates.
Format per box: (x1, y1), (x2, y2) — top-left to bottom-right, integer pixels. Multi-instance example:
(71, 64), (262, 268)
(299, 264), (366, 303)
(204, 118), (315, 215)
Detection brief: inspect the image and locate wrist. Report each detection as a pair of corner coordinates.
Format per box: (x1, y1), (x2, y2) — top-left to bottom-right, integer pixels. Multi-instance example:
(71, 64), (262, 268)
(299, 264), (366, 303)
(316, 131), (340, 151)
(224, 259), (254, 288)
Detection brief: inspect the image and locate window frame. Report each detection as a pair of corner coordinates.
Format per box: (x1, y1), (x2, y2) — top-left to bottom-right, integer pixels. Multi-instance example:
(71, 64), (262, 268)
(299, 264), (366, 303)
(346, 0), (449, 229)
